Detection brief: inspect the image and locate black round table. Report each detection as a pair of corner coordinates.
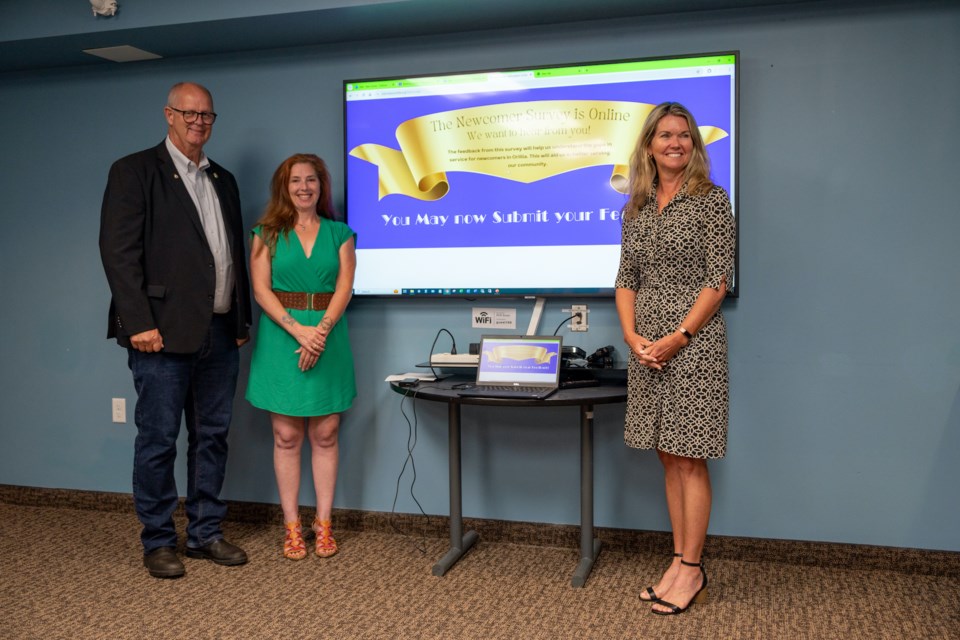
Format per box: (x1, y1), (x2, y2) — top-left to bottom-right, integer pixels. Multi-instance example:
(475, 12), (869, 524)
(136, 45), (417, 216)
(390, 374), (627, 587)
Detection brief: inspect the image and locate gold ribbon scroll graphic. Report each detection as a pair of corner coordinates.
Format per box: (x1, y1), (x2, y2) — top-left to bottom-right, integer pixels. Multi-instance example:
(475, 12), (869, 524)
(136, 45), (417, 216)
(484, 345), (559, 365)
(349, 100), (728, 201)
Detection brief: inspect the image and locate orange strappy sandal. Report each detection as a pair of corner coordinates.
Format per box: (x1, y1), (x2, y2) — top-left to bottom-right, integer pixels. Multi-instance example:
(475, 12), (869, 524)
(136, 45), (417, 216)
(283, 519), (307, 560)
(312, 517), (338, 558)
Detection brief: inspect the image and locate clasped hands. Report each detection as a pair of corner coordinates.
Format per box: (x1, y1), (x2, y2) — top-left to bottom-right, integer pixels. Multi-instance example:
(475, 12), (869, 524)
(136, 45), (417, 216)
(628, 332), (686, 370)
(294, 323), (328, 372)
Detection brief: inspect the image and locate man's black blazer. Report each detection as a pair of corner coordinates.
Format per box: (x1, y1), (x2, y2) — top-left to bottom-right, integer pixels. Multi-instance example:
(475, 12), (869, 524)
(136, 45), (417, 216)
(99, 142), (252, 353)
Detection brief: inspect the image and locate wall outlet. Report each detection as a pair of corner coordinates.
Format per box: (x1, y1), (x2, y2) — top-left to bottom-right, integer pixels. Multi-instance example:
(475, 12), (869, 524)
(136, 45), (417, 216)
(112, 398), (126, 423)
(571, 304), (589, 332)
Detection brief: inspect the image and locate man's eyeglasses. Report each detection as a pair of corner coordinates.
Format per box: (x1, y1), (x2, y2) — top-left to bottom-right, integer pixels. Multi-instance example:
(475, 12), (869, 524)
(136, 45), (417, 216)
(167, 106), (218, 125)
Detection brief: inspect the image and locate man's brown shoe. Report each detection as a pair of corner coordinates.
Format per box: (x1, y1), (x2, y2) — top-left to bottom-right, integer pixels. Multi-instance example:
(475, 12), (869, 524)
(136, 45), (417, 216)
(144, 547), (185, 579)
(185, 539), (248, 566)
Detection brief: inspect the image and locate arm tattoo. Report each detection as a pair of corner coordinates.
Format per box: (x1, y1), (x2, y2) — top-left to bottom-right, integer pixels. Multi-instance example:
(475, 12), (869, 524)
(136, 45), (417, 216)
(319, 317), (334, 331)
(281, 315), (295, 326)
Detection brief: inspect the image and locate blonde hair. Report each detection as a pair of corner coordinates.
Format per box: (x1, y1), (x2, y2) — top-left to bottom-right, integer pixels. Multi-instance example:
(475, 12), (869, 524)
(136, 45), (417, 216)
(255, 153), (336, 254)
(624, 102), (713, 219)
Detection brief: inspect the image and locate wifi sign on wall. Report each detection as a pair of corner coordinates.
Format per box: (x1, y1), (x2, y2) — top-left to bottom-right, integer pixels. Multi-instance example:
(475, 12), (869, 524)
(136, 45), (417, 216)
(471, 307), (517, 329)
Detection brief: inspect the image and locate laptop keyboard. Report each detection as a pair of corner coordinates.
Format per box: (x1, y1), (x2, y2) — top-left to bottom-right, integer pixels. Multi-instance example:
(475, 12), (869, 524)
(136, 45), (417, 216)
(457, 385), (557, 399)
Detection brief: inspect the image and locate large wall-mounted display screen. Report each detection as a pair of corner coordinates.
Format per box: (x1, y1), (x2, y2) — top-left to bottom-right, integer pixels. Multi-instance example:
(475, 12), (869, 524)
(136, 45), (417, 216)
(344, 51), (738, 297)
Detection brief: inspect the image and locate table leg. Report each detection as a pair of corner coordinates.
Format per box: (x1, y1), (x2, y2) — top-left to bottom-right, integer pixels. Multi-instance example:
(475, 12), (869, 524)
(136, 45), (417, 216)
(433, 401), (478, 576)
(572, 404), (602, 587)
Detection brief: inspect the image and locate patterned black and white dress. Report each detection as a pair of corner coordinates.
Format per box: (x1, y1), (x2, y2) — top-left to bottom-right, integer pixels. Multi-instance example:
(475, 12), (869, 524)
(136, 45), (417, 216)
(615, 182), (735, 459)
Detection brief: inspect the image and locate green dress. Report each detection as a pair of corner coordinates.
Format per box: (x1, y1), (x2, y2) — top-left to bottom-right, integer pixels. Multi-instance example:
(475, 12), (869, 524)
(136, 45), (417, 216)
(245, 221), (357, 416)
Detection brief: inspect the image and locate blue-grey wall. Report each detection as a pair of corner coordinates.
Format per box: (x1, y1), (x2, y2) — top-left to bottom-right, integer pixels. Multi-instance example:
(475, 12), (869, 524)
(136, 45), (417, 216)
(1, 2), (958, 551)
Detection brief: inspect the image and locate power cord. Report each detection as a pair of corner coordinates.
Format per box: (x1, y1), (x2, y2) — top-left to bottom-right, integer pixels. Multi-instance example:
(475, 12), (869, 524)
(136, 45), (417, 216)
(389, 325), (458, 551)
(389, 385), (434, 554)
(427, 327), (458, 378)
(551, 313), (580, 336)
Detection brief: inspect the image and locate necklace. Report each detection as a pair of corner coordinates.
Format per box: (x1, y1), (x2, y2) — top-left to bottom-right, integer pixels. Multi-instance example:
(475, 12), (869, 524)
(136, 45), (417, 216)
(296, 217), (318, 231)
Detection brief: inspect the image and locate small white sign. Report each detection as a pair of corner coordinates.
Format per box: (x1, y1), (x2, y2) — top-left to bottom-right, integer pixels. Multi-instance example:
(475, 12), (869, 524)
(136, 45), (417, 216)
(472, 307), (516, 329)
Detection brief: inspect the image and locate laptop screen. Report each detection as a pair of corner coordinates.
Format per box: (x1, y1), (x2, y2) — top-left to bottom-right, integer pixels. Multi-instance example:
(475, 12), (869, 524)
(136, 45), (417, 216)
(475, 335), (563, 386)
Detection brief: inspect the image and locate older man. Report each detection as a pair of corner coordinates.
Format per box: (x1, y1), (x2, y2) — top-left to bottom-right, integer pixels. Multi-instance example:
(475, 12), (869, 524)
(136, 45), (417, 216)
(100, 82), (252, 579)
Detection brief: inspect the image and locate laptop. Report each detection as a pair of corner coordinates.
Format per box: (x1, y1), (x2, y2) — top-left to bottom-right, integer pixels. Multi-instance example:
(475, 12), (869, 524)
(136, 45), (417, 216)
(456, 335), (563, 400)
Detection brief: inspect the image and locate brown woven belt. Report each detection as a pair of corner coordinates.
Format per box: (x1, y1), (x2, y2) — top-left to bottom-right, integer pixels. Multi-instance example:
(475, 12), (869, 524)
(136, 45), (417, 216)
(273, 290), (334, 311)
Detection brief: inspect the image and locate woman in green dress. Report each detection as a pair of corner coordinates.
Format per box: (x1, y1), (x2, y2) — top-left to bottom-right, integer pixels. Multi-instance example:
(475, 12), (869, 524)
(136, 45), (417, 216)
(246, 154), (357, 560)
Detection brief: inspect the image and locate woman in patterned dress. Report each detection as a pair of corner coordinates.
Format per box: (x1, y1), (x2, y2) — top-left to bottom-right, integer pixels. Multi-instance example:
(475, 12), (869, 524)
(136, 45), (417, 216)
(247, 154), (357, 560)
(615, 102), (735, 615)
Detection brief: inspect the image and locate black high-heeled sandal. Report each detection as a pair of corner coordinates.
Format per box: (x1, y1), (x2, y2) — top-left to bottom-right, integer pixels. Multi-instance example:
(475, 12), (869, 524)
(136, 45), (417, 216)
(650, 559), (708, 616)
(638, 552), (682, 603)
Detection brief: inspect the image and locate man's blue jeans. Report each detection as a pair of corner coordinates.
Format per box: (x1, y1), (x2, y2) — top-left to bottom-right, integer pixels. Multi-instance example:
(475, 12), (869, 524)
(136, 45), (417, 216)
(128, 314), (239, 553)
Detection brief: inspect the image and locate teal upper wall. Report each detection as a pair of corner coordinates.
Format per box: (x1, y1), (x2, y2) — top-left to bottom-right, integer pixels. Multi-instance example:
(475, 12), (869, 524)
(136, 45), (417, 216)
(0, 0), (894, 72)
(0, 0), (384, 39)
(0, 0), (850, 41)
(1, 0), (958, 551)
